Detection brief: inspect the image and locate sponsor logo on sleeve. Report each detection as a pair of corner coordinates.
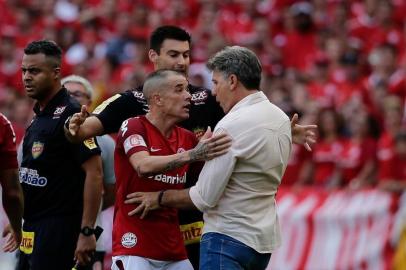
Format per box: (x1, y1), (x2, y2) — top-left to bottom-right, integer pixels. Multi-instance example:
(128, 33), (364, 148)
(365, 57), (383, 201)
(92, 94), (121, 114)
(32, 141), (44, 159)
(84, 137), (97, 149)
(121, 232), (137, 248)
(124, 134), (147, 153)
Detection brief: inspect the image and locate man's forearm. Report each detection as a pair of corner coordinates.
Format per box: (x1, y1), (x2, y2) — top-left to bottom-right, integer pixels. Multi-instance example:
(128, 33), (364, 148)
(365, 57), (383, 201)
(161, 189), (196, 210)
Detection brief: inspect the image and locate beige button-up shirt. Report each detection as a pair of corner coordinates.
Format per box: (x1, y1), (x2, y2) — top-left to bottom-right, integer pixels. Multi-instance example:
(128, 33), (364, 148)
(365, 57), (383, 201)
(189, 91), (292, 253)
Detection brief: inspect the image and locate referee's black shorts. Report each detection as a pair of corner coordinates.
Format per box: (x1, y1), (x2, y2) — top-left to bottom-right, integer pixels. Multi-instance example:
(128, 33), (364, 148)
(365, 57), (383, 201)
(17, 214), (81, 270)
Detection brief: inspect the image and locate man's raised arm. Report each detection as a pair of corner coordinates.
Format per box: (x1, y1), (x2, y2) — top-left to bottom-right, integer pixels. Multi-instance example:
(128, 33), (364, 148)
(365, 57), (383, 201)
(65, 105), (104, 143)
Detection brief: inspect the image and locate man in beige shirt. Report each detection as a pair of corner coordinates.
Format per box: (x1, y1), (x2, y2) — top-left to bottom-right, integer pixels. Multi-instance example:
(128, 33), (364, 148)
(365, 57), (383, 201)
(126, 46), (292, 270)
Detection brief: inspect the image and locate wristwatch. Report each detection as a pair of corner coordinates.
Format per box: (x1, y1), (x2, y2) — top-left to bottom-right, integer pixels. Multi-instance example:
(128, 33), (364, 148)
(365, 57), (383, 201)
(80, 226), (95, 236)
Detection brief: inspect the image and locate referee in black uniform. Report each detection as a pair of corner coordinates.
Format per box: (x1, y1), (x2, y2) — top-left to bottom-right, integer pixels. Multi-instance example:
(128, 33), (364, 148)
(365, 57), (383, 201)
(19, 40), (103, 270)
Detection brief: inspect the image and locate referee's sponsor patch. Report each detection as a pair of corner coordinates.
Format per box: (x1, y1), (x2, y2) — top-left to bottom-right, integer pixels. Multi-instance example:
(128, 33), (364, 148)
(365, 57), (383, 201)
(20, 230), (35, 254)
(124, 134), (146, 153)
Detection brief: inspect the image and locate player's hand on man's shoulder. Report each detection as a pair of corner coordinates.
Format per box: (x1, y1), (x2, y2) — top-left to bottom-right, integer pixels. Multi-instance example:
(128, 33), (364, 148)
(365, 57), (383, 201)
(189, 127), (232, 162)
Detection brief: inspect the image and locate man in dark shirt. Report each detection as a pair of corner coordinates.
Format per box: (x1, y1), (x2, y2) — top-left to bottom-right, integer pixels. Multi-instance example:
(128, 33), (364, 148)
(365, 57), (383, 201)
(19, 40), (103, 270)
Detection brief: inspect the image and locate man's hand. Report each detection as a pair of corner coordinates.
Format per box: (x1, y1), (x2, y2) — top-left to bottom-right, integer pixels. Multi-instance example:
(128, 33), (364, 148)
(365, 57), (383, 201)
(74, 233), (96, 266)
(2, 224), (21, 252)
(125, 191), (161, 219)
(68, 105), (89, 137)
(291, 113), (317, 151)
(189, 127), (232, 162)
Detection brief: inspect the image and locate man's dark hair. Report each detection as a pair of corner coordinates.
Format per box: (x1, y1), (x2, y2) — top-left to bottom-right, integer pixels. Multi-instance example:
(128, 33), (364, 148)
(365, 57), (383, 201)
(24, 40), (62, 67)
(149, 26), (191, 54)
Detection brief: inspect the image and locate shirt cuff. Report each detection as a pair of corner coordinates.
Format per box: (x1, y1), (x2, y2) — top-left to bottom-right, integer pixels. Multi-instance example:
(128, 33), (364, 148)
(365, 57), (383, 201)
(189, 185), (210, 212)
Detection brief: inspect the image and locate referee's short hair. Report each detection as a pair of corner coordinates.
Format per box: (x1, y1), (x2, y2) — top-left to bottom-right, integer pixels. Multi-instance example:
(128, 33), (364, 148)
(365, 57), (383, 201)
(24, 40), (62, 68)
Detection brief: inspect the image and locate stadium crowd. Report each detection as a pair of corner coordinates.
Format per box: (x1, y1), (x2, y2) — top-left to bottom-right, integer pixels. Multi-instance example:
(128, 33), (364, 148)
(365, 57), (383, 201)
(1, 0), (406, 189)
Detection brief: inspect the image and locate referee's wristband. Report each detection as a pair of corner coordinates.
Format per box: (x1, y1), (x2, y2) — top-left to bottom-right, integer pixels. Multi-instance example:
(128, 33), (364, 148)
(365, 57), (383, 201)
(158, 190), (166, 207)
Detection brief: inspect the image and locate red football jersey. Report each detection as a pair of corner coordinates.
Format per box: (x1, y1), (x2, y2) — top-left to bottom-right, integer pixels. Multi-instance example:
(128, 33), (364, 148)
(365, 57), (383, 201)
(0, 113), (18, 170)
(113, 116), (197, 260)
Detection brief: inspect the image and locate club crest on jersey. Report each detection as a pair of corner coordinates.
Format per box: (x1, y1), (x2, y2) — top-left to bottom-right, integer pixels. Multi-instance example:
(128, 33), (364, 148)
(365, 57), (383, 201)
(177, 148), (186, 153)
(53, 106), (66, 119)
(121, 232), (137, 248)
(193, 128), (206, 140)
(191, 91), (208, 104)
(84, 138), (97, 149)
(32, 142), (44, 159)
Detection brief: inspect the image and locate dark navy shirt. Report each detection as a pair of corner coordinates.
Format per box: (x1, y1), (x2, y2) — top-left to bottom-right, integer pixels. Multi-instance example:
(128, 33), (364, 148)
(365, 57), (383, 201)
(21, 88), (101, 221)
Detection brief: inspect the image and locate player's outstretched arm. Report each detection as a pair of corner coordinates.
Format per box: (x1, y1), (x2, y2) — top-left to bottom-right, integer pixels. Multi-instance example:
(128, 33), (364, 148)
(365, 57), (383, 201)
(65, 105), (104, 143)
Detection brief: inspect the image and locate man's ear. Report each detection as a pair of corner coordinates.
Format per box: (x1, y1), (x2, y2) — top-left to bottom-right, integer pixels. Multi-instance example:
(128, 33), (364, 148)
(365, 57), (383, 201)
(148, 49), (158, 63)
(152, 93), (163, 106)
(54, 67), (61, 80)
(229, 74), (238, 91)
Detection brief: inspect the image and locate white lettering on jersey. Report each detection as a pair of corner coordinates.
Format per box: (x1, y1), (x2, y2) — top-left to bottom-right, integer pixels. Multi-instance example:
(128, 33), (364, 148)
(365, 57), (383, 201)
(120, 120), (129, 137)
(153, 173), (187, 184)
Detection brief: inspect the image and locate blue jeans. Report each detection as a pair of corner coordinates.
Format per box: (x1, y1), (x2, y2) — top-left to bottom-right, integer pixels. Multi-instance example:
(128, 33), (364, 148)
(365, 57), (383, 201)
(199, 232), (271, 270)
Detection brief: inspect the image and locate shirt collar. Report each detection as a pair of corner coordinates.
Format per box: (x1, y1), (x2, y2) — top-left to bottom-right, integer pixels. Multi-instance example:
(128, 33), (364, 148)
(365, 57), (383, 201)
(228, 91), (268, 114)
(33, 87), (68, 115)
